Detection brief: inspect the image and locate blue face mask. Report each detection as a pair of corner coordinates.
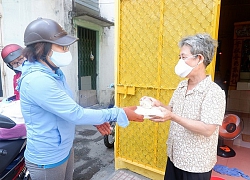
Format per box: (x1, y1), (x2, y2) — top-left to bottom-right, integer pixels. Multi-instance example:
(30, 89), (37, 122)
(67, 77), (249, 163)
(13, 65), (22, 72)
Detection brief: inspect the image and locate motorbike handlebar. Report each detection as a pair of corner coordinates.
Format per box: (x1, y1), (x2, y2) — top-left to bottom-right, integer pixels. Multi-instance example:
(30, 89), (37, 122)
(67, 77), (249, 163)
(0, 114), (16, 129)
(0, 149), (7, 156)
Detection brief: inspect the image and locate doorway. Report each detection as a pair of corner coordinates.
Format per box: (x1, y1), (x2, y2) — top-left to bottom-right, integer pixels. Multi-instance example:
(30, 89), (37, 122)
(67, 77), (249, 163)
(215, 0), (250, 96)
(77, 27), (97, 91)
(77, 27), (98, 107)
(214, 0), (250, 173)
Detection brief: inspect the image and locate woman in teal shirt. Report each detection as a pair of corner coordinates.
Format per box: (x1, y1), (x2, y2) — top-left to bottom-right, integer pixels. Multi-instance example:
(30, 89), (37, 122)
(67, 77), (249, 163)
(18, 18), (143, 180)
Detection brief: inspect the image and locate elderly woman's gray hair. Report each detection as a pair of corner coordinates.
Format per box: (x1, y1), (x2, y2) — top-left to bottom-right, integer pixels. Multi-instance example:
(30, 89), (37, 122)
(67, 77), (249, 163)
(178, 33), (218, 67)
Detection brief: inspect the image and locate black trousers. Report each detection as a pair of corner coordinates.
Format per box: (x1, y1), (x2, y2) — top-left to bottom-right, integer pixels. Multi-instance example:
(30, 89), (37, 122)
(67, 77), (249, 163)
(164, 157), (212, 180)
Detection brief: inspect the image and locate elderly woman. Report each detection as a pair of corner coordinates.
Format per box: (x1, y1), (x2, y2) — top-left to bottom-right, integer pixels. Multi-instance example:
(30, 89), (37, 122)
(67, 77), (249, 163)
(142, 33), (226, 180)
(17, 18), (143, 180)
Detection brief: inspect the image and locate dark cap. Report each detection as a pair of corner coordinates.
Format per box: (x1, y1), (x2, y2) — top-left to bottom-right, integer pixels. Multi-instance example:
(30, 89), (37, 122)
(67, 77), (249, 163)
(24, 18), (78, 46)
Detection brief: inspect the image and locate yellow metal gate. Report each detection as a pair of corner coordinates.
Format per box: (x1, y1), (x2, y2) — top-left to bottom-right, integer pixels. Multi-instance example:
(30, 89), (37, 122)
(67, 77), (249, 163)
(114, 0), (221, 179)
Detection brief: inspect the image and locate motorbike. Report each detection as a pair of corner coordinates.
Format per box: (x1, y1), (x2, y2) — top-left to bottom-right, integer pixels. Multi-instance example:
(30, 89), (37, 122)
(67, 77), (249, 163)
(0, 103), (30, 180)
(103, 121), (116, 148)
(104, 84), (116, 148)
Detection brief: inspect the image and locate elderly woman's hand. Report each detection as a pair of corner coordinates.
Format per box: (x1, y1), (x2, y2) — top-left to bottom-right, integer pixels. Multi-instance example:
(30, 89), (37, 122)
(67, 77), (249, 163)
(148, 106), (172, 122)
(140, 96), (163, 107)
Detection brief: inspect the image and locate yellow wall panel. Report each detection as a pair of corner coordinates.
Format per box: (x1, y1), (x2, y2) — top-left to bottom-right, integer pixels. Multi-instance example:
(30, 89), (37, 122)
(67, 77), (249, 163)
(115, 0), (221, 179)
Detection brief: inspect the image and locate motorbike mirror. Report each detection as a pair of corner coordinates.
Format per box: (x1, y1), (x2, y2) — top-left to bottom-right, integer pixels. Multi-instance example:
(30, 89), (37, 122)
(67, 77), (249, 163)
(0, 114), (16, 129)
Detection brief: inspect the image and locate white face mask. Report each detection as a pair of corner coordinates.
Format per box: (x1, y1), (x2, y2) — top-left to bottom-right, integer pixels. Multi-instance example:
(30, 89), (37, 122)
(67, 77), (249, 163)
(175, 59), (202, 78)
(50, 50), (72, 67)
(13, 65), (22, 72)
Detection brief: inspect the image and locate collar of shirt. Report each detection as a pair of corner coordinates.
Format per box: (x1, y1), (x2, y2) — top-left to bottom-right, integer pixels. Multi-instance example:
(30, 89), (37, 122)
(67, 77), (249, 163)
(178, 75), (212, 95)
(16, 60), (65, 91)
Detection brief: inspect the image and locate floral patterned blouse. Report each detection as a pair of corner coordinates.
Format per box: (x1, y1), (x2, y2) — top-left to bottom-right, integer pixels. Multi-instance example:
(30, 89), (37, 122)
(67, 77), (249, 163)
(167, 75), (226, 173)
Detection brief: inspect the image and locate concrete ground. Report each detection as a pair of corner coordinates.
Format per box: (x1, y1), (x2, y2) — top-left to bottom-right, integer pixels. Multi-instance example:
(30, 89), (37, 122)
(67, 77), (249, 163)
(73, 104), (151, 180)
(73, 125), (151, 180)
(73, 125), (113, 180)
(92, 168), (152, 180)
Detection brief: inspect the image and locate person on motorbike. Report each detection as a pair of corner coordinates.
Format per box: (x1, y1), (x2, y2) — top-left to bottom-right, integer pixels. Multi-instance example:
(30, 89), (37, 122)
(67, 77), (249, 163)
(0, 45), (27, 179)
(1, 44), (24, 100)
(17, 17), (144, 180)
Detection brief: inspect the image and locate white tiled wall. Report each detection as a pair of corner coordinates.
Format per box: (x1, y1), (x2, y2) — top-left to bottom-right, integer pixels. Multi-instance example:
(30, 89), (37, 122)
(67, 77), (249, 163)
(237, 82), (250, 90)
(227, 90), (250, 113)
(227, 90), (250, 138)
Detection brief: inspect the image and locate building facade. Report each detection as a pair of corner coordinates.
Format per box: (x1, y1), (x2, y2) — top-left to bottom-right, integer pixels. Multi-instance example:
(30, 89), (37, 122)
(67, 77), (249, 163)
(0, 0), (115, 107)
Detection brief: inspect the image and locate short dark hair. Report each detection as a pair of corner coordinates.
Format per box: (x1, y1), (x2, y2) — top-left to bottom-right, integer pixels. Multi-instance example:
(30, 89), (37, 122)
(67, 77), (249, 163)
(22, 42), (52, 62)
